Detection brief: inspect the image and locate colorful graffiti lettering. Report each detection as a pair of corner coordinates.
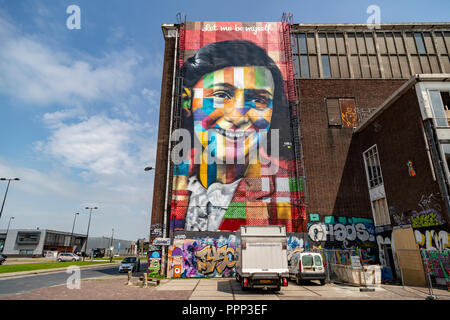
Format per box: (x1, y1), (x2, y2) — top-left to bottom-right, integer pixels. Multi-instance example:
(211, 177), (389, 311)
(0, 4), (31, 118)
(287, 235), (304, 251)
(414, 229), (449, 251)
(307, 217), (376, 248)
(421, 250), (449, 280)
(168, 235), (237, 278)
(195, 245), (236, 275)
(410, 210), (444, 228)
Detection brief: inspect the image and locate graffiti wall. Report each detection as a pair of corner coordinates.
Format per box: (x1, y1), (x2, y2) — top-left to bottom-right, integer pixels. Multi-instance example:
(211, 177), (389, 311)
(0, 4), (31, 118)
(170, 21), (305, 233)
(421, 250), (450, 281)
(167, 235), (237, 278)
(306, 217), (376, 248)
(147, 250), (162, 277)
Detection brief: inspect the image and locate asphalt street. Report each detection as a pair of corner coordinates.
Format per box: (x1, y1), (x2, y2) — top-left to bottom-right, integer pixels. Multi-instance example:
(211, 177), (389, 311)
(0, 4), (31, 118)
(0, 262), (147, 296)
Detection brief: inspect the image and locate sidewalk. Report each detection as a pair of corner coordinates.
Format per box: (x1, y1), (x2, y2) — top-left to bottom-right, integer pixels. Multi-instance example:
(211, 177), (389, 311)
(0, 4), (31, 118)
(1, 277), (449, 300)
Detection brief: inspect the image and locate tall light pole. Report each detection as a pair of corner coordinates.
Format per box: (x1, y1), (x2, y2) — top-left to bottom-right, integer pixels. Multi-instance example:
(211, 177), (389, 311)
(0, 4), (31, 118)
(83, 206), (98, 260)
(0, 178), (20, 221)
(70, 212), (79, 253)
(6, 216), (14, 234)
(109, 228), (114, 262)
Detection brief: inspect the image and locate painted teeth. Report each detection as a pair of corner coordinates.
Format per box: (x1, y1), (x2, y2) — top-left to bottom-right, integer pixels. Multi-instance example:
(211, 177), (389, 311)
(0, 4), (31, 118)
(213, 129), (250, 139)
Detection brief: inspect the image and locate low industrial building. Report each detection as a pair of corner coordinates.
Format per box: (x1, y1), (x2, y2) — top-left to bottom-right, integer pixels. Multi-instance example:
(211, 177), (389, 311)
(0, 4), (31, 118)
(0, 229), (86, 257)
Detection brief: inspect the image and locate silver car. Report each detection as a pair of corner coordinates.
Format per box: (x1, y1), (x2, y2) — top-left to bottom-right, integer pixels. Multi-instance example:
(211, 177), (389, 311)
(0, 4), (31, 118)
(57, 253), (80, 262)
(118, 256), (140, 273)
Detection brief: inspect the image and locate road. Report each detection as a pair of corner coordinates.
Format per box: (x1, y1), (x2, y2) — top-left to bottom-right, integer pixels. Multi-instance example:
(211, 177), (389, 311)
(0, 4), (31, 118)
(0, 261), (147, 296)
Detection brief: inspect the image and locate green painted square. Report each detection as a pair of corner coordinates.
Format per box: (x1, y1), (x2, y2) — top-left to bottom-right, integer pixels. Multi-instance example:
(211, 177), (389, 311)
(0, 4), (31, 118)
(288, 178), (298, 192)
(254, 67), (266, 88)
(324, 216), (335, 224)
(203, 72), (214, 89)
(298, 177), (304, 192)
(309, 213), (320, 221)
(223, 202), (246, 219)
(338, 217), (347, 224)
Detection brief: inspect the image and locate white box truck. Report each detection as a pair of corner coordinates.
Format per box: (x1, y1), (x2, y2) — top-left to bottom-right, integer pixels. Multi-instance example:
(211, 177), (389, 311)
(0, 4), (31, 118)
(235, 225), (289, 291)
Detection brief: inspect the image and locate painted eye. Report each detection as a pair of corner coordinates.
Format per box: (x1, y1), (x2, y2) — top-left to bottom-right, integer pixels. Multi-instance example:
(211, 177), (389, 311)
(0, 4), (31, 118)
(213, 90), (232, 99)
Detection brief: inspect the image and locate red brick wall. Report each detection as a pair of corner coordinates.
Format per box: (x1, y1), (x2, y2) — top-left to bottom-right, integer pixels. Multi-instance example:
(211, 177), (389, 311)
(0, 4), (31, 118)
(297, 79), (406, 220)
(150, 37), (176, 235)
(355, 87), (448, 226)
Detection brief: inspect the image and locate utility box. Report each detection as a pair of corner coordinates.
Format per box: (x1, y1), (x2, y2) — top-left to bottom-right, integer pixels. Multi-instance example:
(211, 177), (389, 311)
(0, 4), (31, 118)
(235, 225), (289, 291)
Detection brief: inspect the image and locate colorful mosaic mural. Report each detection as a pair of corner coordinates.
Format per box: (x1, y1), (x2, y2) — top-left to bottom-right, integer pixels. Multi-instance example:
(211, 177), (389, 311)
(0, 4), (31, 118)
(170, 22), (305, 232)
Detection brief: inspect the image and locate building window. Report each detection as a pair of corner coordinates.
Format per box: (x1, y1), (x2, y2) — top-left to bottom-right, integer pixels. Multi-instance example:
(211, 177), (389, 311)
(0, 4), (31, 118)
(292, 33), (318, 79)
(363, 145), (383, 188)
(321, 54), (331, 78)
(372, 197), (390, 226)
(326, 98), (358, 128)
(414, 32), (427, 54)
(429, 90), (450, 127)
(16, 232), (40, 244)
(19, 249), (34, 255)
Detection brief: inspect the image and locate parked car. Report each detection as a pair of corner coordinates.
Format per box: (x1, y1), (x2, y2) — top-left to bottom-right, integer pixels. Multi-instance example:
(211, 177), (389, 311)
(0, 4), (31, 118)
(118, 256), (140, 273)
(57, 253), (80, 262)
(288, 251), (326, 285)
(0, 254), (6, 265)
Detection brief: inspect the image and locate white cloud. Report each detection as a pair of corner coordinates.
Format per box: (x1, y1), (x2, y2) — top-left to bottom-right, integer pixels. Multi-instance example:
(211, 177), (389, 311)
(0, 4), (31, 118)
(38, 114), (155, 176)
(0, 16), (141, 105)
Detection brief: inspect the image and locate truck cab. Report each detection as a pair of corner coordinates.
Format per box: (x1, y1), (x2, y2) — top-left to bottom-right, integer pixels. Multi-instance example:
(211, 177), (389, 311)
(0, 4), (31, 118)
(235, 225), (289, 291)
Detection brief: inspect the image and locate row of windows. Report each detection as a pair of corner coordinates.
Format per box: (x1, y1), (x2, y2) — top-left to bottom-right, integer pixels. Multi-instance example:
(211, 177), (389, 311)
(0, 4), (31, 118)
(292, 31), (450, 79)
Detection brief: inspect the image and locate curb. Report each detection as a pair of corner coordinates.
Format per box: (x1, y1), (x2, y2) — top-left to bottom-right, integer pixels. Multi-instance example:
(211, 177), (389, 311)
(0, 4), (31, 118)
(0, 262), (121, 279)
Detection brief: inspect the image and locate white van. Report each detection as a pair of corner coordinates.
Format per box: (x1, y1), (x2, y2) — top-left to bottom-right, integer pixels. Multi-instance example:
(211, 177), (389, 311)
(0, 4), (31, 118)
(288, 252), (326, 285)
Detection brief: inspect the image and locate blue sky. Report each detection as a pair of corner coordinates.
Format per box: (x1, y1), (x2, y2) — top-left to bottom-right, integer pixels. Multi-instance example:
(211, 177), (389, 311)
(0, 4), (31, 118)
(0, 0), (449, 242)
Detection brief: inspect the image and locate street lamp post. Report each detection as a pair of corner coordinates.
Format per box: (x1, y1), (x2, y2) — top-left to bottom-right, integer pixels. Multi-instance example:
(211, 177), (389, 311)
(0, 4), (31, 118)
(0, 178), (20, 221)
(6, 216), (14, 235)
(70, 212), (79, 253)
(109, 228), (114, 262)
(83, 206), (98, 260)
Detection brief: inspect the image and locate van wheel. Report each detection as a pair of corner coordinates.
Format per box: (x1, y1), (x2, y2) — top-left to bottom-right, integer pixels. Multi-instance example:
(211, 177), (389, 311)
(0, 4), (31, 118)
(320, 279), (325, 286)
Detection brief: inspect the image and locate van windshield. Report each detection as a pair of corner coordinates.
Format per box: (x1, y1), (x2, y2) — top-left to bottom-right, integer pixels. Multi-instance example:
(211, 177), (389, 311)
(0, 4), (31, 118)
(302, 255), (313, 266)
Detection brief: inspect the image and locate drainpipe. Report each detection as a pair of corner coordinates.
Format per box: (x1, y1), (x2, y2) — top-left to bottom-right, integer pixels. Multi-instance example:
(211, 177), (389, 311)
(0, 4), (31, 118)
(161, 28), (179, 277)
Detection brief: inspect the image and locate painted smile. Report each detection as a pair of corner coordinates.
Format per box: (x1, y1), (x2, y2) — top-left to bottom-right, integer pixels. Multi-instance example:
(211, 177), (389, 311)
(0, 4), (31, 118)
(213, 128), (255, 140)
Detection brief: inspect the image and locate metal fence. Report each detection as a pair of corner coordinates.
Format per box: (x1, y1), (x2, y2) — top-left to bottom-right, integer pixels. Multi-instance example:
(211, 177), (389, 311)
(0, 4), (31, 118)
(307, 248), (377, 285)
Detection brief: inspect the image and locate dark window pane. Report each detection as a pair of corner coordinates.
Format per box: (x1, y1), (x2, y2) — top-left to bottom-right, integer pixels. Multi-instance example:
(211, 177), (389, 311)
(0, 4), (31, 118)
(298, 33), (308, 54)
(293, 55), (300, 79)
(307, 34), (316, 54)
(321, 55), (331, 78)
(300, 55), (310, 78)
(319, 33), (328, 53)
(291, 34), (298, 54)
(415, 33), (427, 54)
(326, 98), (341, 126)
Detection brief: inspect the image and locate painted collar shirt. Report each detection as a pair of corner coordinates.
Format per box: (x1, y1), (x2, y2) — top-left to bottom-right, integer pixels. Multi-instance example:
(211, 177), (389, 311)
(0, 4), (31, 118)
(185, 176), (242, 231)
